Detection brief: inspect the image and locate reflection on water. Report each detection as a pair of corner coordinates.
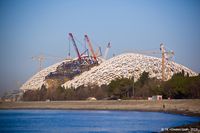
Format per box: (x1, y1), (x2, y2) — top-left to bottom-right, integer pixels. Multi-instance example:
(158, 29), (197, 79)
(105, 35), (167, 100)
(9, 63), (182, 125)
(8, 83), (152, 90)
(0, 110), (199, 133)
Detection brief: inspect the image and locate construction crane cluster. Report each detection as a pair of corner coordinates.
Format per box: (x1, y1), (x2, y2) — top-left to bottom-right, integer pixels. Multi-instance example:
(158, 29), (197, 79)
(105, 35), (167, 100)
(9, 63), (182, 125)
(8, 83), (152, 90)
(32, 33), (111, 71)
(31, 32), (174, 82)
(68, 33), (111, 65)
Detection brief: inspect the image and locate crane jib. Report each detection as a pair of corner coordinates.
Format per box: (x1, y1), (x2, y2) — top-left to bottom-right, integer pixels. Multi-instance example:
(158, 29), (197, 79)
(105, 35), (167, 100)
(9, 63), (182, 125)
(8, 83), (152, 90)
(84, 35), (97, 61)
(68, 33), (82, 61)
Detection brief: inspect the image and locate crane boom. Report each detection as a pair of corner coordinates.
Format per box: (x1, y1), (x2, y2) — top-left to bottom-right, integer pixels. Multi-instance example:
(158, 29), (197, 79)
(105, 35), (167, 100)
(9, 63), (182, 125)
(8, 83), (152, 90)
(68, 33), (82, 61)
(96, 46), (102, 57)
(84, 35), (97, 61)
(104, 42), (111, 59)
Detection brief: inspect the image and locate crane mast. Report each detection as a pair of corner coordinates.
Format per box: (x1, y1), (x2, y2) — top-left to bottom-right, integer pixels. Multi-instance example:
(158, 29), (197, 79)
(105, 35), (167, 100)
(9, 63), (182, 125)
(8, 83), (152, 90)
(165, 50), (174, 80)
(32, 55), (67, 72)
(32, 55), (45, 72)
(132, 43), (174, 81)
(84, 35), (97, 61)
(68, 33), (82, 62)
(160, 43), (166, 81)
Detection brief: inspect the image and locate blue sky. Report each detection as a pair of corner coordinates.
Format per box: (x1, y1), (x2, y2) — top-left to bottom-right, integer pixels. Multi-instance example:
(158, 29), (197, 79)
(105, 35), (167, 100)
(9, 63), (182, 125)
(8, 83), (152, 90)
(0, 0), (200, 95)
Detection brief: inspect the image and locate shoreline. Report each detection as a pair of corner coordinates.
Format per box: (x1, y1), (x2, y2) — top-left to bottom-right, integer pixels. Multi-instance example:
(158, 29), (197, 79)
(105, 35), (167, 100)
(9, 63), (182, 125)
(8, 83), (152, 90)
(1, 99), (200, 117)
(1, 100), (200, 131)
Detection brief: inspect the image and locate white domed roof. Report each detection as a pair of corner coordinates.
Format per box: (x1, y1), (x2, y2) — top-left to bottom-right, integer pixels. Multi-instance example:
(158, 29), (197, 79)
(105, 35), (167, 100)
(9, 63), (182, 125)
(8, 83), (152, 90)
(62, 53), (197, 88)
(20, 60), (70, 91)
(20, 53), (197, 91)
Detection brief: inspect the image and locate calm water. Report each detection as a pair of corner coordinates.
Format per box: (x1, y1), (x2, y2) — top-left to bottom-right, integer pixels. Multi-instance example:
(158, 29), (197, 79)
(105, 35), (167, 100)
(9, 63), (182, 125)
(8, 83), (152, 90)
(0, 110), (199, 133)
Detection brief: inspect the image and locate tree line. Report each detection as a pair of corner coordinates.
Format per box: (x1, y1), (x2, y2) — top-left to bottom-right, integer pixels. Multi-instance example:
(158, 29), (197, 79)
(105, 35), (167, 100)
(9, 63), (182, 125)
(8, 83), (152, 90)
(22, 70), (200, 101)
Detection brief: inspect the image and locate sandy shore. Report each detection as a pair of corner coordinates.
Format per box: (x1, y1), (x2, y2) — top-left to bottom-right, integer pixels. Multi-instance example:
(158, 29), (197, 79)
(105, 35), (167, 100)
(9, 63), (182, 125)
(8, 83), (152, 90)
(1, 99), (200, 117)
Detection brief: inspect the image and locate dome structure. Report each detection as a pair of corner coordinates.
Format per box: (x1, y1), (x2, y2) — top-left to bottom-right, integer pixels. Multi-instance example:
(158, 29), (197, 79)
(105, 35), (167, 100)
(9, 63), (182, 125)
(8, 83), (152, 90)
(20, 60), (70, 91)
(20, 53), (197, 91)
(62, 53), (197, 88)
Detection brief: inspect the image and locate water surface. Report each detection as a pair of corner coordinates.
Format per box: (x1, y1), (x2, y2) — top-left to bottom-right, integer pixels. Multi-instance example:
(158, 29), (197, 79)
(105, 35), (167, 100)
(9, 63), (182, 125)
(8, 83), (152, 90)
(0, 110), (199, 133)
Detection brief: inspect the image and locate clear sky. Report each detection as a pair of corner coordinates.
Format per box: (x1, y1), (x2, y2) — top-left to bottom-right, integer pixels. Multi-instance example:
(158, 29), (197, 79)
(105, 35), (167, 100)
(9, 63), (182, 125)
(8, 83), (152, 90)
(0, 0), (200, 95)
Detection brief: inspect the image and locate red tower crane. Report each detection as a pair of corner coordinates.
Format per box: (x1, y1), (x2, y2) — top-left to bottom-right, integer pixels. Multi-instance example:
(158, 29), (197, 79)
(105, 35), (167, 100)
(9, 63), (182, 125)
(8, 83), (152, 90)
(84, 35), (97, 62)
(68, 33), (82, 62)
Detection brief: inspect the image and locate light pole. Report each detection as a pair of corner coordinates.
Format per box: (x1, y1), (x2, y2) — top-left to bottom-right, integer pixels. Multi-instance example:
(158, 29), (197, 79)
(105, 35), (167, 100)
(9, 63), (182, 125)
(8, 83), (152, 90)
(132, 76), (134, 98)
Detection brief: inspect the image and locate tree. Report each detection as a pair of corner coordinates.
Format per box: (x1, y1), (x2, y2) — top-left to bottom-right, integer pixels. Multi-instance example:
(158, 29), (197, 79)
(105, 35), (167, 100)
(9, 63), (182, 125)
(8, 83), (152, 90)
(108, 78), (133, 99)
(163, 72), (200, 99)
(136, 71), (149, 87)
(134, 71), (150, 98)
(38, 84), (47, 101)
(54, 86), (66, 100)
(22, 90), (39, 101)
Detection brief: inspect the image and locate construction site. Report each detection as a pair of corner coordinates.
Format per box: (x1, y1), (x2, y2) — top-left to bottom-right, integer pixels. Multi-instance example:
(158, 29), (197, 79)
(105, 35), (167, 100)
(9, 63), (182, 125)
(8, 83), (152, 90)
(38, 33), (109, 89)
(19, 33), (197, 93)
(0, 32), (198, 102)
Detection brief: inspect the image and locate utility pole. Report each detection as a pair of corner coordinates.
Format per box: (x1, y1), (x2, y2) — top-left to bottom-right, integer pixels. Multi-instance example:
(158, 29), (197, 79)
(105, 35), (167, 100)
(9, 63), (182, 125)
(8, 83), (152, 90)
(132, 76), (134, 98)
